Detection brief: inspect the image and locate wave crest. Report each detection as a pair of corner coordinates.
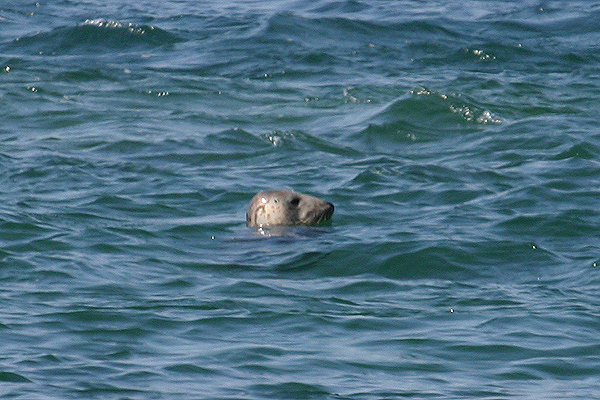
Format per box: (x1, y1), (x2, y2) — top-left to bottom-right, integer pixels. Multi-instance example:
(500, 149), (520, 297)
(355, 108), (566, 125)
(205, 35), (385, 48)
(9, 19), (182, 54)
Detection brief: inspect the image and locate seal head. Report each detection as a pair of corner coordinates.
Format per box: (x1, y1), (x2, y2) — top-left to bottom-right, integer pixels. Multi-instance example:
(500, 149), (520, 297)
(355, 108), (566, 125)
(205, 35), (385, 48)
(246, 190), (334, 227)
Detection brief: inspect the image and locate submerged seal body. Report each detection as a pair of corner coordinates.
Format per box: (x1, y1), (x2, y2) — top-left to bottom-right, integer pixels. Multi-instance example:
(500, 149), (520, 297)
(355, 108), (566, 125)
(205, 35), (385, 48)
(246, 190), (334, 227)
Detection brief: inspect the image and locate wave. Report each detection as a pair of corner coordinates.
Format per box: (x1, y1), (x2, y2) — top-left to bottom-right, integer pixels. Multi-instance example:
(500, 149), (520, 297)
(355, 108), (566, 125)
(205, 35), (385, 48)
(6, 19), (183, 55)
(345, 87), (501, 151)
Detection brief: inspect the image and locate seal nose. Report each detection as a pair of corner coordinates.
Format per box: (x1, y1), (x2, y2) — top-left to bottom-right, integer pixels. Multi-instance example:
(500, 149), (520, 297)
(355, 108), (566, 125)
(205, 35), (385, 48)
(325, 202), (334, 218)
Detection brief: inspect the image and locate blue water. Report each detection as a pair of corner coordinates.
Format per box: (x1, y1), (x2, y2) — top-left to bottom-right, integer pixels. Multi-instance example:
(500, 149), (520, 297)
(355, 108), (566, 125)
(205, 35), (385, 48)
(1, 1), (600, 398)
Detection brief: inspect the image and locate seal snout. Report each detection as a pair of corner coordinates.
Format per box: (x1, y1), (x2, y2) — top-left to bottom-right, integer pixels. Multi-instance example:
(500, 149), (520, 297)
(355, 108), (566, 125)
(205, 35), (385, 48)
(321, 201), (335, 222)
(327, 201), (334, 215)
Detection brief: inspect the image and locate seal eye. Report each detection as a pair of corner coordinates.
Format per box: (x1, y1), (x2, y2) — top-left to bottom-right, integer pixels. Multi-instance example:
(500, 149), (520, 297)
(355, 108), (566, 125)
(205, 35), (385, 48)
(290, 197), (300, 207)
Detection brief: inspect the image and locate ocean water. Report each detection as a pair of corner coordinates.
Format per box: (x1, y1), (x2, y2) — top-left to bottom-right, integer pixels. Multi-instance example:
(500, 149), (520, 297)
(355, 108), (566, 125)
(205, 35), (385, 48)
(1, 0), (600, 398)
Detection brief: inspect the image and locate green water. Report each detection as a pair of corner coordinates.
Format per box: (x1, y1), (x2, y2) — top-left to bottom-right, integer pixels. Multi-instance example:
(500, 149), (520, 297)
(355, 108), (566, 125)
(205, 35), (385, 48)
(1, 1), (599, 398)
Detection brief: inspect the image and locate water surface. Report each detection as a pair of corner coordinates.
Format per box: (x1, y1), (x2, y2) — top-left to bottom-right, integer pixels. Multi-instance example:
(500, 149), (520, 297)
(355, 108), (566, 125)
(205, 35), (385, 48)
(1, 1), (599, 399)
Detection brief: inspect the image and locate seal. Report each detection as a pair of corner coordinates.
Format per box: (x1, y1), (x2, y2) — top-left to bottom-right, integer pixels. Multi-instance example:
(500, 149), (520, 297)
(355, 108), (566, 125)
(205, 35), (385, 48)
(246, 190), (334, 227)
